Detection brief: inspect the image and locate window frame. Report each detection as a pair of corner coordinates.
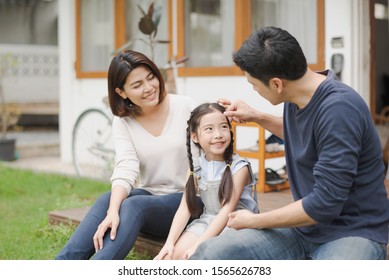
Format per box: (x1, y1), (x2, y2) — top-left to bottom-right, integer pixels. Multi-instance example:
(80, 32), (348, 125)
(176, 0), (325, 77)
(75, 0), (173, 79)
(75, 0), (324, 78)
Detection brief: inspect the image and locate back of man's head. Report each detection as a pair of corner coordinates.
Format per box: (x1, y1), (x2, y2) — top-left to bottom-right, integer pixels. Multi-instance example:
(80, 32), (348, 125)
(233, 26), (307, 85)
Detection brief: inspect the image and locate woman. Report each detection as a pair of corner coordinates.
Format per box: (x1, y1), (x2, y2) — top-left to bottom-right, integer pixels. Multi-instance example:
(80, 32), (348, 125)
(56, 50), (196, 259)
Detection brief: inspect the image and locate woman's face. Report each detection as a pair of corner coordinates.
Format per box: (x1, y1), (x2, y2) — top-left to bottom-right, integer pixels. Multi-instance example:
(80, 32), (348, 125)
(116, 65), (160, 111)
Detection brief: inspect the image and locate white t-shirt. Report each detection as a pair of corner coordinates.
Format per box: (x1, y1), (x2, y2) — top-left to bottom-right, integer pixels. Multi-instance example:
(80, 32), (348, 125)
(110, 94), (196, 195)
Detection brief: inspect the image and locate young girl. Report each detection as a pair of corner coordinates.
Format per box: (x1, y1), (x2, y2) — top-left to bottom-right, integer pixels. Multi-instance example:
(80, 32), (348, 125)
(154, 102), (259, 260)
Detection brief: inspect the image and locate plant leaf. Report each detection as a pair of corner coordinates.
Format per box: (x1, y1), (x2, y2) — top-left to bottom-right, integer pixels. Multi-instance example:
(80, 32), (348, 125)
(138, 16), (155, 35)
(147, 2), (155, 17)
(155, 40), (171, 44)
(137, 4), (147, 16)
(152, 5), (161, 27)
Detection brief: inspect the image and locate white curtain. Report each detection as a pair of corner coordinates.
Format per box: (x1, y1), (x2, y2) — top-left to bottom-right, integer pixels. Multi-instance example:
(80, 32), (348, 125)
(251, 0), (318, 64)
(184, 0), (235, 67)
(81, 0), (114, 72)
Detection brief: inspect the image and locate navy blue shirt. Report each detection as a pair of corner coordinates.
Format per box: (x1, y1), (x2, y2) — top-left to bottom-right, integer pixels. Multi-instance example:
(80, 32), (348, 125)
(284, 70), (389, 244)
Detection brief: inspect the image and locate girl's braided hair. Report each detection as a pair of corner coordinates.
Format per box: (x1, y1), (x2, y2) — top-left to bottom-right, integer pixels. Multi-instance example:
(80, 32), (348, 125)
(185, 103), (234, 217)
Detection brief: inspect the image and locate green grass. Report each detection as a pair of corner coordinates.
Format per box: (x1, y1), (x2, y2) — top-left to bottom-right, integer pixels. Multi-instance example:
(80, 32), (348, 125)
(0, 164), (150, 260)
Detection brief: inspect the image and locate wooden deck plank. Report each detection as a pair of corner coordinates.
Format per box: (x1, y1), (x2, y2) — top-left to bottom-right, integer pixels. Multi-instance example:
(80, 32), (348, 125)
(48, 207), (164, 257)
(49, 187), (388, 259)
(48, 189), (294, 227)
(48, 189), (294, 257)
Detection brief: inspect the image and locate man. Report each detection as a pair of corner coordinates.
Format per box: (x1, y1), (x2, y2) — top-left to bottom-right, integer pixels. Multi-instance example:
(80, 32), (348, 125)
(190, 26), (389, 260)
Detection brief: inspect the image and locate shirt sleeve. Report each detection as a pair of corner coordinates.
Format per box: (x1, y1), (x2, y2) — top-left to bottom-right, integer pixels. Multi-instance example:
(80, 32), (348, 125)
(302, 99), (363, 224)
(110, 116), (140, 194)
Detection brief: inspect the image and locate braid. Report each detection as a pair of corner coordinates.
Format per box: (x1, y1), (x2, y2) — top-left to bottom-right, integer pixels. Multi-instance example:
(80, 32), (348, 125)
(185, 120), (201, 217)
(218, 125), (235, 205)
(186, 124), (194, 173)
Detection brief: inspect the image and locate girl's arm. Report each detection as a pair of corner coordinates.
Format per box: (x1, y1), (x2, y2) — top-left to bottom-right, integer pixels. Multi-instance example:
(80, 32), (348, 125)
(154, 191), (192, 260)
(184, 166), (250, 258)
(227, 199), (316, 229)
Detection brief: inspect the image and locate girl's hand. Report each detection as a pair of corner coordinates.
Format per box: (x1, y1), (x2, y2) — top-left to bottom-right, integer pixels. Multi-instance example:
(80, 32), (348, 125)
(183, 244), (198, 260)
(227, 209), (257, 230)
(93, 212), (120, 252)
(154, 243), (175, 260)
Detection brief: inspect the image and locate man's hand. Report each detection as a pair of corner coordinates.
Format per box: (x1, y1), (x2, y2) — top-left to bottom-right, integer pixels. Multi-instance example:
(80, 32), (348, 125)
(218, 99), (256, 124)
(227, 209), (258, 230)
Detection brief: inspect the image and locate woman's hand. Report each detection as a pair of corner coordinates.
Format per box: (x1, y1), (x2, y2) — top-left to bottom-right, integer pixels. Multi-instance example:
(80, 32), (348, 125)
(154, 243), (175, 260)
(93, 211), (120, 252)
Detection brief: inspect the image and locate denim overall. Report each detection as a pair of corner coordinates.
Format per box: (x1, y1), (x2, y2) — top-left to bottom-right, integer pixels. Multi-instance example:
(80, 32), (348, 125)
(185, 156), (259, 236)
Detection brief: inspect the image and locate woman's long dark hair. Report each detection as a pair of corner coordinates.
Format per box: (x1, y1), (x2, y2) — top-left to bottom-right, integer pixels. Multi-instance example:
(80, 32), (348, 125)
(185, 103), (235, 217)
(107, 50), (166, 117)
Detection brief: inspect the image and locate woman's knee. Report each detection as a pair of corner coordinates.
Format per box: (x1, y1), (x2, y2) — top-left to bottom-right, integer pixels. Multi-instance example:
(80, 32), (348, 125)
(86, 191), (112, 219)
(95, 191), (112, 206)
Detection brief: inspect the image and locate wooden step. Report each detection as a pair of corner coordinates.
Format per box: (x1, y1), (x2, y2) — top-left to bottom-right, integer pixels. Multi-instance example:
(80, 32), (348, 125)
(48, 207), (164, 258)
(48, 190), (295, 258)
(49, 187), (388, 260)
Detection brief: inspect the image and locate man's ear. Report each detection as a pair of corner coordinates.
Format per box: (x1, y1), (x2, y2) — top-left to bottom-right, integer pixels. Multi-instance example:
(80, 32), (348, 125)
(269, 78), (284, 94)
(191, 132), (198, 143)
(115, 87), (127, 99)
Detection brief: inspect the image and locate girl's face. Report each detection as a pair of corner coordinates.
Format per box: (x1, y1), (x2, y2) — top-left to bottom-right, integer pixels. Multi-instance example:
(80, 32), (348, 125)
(115, 65), (160, 111)
(191, 110), (231, 161)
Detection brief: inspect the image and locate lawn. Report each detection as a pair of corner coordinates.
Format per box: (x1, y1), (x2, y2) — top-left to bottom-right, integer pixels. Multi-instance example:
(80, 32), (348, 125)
(0, 164), (149, 260)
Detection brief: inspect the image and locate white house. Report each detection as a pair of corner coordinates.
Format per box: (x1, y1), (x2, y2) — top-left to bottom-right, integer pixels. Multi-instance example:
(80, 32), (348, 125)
(2, 0), (385, 172)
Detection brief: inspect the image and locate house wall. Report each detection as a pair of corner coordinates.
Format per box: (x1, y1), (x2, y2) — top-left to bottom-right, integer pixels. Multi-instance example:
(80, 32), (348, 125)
(0, 44), (58, 104)
(58, 0), (370, 167)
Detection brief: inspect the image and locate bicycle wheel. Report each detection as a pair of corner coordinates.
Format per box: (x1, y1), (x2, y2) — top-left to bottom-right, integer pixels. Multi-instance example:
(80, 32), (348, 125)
(72, 109), (114, 181)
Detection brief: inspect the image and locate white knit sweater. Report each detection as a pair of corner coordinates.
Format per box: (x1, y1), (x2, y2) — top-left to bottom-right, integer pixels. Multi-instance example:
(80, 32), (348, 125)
(110, 94), (196, 195)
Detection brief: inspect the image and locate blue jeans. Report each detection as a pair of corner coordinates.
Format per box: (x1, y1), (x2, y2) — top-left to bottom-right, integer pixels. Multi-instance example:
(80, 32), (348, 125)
(189, 228), (387, 260)
(55, 189), (183, 260)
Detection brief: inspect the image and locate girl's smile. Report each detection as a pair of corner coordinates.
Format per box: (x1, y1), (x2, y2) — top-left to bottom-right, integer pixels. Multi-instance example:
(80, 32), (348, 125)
(192, 110), (231, 161)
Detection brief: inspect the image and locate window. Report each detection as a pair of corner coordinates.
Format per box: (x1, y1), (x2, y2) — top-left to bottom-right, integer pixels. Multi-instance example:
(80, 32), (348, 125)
(77, 0), (114, 75)
(76, 0), (324, 78)
(76, 0), (171, 78)
(183, 0), (235, 67)
(177, 0), (324, 76)
(123, 0), (170, 64)
(0, 0), (58, 45)
(251, 0), (323, 66)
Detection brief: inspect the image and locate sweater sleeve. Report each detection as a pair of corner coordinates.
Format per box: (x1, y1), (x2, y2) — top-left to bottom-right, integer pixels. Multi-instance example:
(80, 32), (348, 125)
(110, 116), (139, 194)
(301, 99), (363, 224)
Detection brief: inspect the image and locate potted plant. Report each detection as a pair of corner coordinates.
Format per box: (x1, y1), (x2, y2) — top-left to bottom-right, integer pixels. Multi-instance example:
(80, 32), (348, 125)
(114, 2), (170, 61)
(0, 53), (21, 161)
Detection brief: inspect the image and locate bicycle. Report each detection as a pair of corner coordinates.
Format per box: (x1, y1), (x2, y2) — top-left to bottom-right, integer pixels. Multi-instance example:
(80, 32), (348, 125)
(72, 56), (189, 181)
